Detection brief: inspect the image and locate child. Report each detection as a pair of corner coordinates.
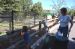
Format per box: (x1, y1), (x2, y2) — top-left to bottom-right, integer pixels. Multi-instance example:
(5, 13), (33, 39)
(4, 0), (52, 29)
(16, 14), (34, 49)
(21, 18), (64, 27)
(58, 8), (73, 38)
(21, 26), (31, 49)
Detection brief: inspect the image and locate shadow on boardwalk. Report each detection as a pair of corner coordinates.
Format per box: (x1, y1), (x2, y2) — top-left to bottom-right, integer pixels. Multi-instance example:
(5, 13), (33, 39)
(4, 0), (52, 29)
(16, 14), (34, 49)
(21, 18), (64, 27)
(41, 37), (75, 49)
(68, 40), (75, 49)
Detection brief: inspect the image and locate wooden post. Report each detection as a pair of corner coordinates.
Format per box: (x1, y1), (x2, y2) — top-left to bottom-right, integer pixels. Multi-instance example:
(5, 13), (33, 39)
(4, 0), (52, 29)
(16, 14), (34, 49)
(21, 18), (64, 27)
(39, 21), (41, 32)
(34, 16), (35, 25)
(11, 10), (14, 32)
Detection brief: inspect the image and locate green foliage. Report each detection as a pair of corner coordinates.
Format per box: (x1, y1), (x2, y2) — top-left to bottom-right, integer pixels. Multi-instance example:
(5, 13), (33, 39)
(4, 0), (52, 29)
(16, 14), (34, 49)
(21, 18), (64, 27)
(0, 0), (44, 19)
(0, 0), (14, 11)
(0, 0), (32, 11)
(68, 9), (75, 16)
(20, 0), (32, 15)
(42, 13), (47, 17)
(51, 0), (66, 15)
(31, 2), (43, 16)
(0, 32), (2, 34)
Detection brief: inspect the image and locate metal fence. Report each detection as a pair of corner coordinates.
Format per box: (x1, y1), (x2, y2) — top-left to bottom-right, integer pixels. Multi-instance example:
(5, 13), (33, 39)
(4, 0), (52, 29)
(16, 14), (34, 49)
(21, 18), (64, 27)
(0, 11), (12, 34)
(0, 10), (46, 35)
(13, 11), (45, 30)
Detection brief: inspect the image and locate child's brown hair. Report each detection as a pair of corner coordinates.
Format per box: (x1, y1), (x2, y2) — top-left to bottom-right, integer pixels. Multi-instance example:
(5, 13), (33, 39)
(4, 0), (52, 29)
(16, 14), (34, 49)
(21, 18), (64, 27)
(60, 8), (67, 15)
(22, 26), (28, 32)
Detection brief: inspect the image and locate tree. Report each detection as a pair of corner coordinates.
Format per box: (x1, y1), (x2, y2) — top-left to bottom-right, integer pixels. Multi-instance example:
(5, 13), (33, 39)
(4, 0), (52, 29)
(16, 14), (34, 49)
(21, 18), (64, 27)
(42, 10), (51, 19)
(20, 0), (33, 17)
(31, 2), (43, 17)
(0, 0), (14, 11)
(0, 0), (32, 12)
(0, 0), (21, 21)
(50, 0), (66, 15)
(68, 9), (75, 16)
(31, 2), (43, 25)
(0, 0), (33, 20)
(0, 0), (33, 23)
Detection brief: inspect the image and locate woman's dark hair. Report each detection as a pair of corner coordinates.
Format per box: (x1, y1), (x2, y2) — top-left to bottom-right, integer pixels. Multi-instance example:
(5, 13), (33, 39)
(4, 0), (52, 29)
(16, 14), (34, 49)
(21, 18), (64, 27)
(60, 8), (67, 15)
(22, 26), (28, 32)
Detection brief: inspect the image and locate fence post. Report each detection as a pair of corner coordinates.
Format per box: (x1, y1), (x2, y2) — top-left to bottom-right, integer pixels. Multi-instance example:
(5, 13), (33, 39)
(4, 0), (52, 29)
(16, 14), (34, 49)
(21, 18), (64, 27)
(34, 16), (35, 25)
(11, 10), (14, 32)
(39, 21), (41, 32)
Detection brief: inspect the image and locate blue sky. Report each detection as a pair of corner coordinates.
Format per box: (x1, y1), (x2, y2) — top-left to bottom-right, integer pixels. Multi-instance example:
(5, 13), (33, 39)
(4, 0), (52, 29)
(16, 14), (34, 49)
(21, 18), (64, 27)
(32, 0), (75, 10)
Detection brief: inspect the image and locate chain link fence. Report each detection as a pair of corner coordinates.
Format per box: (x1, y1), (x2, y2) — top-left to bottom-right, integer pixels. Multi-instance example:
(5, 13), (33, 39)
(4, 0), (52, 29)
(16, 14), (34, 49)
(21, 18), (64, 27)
(0, 11), (12, 36)
(0, 11), (46, 36)
(13, 11), (46, 30)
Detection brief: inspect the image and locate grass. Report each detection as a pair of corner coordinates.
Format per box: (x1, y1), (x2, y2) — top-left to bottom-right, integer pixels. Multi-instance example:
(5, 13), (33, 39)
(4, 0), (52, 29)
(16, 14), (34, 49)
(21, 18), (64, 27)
(0, 32), (2, 34)
(0, 22), (38, 30)
(0, 32), (6, 36)
(0, 22), (39, 36)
